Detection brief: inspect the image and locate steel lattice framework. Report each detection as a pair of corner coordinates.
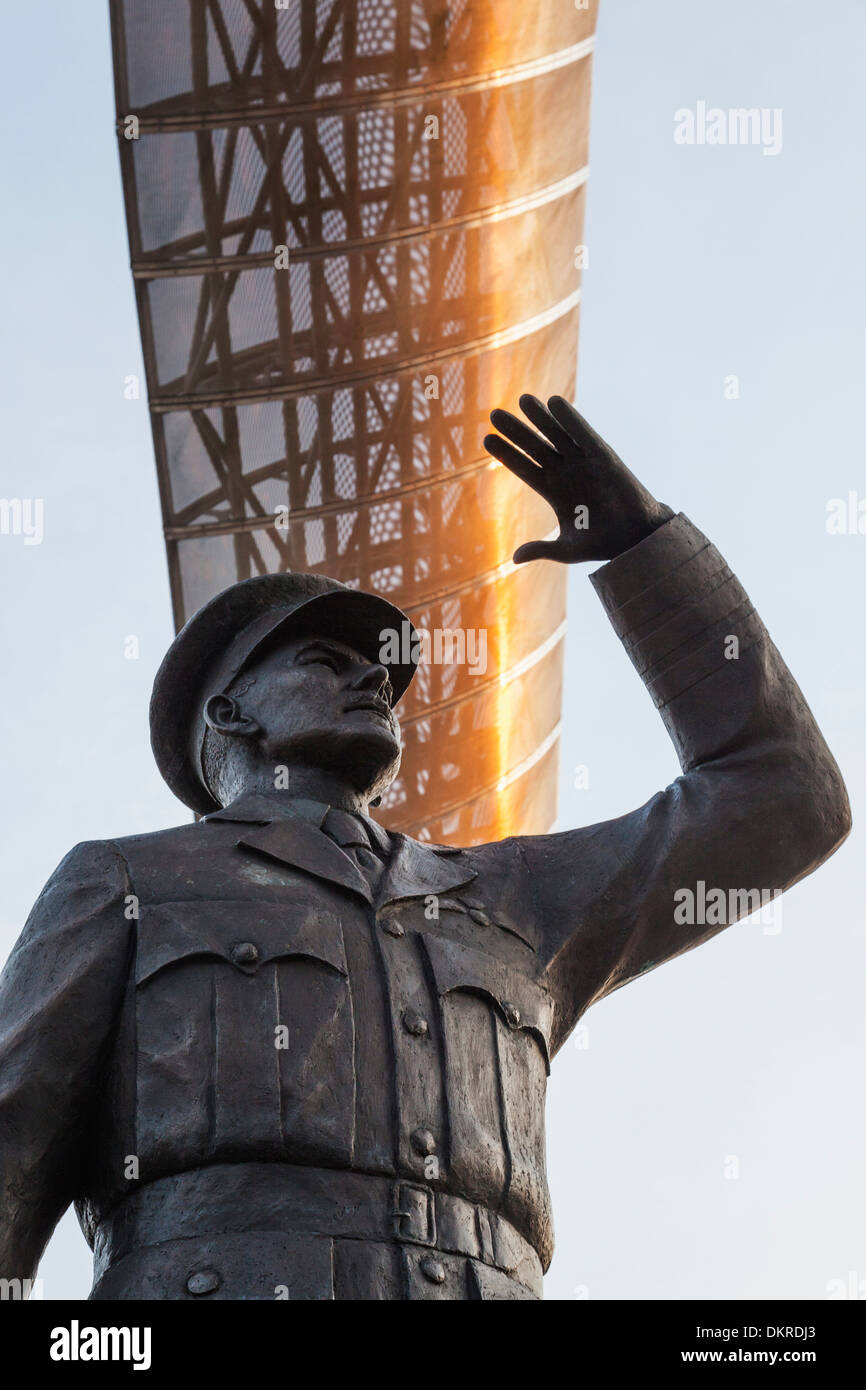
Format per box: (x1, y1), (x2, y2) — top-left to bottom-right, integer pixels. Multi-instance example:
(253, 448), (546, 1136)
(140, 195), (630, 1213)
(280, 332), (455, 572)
(109, 0), (598, 843)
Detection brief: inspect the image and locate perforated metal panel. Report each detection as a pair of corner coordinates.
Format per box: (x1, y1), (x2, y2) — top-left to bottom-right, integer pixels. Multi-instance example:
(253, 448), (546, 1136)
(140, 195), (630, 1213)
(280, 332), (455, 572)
(109, 0), (598, 843)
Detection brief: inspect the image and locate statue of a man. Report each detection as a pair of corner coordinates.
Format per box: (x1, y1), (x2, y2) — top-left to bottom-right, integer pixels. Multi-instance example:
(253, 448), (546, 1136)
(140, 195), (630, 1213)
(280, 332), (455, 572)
(0, 397), (850, 1300)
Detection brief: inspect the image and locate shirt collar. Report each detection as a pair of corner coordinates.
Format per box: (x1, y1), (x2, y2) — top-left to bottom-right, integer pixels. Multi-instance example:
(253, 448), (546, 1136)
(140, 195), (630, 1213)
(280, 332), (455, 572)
(203, 791), (390, 851)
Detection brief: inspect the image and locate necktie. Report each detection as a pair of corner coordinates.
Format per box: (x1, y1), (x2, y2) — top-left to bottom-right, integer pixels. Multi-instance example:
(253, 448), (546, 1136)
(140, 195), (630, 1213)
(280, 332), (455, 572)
(323, 808), (387, 892)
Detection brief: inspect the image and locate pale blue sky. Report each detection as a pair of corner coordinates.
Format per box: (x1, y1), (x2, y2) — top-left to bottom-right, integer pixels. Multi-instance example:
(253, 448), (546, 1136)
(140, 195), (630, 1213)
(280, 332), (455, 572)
(0, 0), (863, 1299)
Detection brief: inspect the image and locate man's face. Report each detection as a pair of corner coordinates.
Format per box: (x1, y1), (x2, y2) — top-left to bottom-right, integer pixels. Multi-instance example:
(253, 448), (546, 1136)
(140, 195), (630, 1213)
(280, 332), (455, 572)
(227, 633), (402, 796)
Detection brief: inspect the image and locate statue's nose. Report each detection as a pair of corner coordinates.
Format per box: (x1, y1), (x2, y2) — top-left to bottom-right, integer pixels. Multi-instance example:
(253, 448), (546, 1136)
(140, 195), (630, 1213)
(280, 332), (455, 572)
(352, 663), (391, 697)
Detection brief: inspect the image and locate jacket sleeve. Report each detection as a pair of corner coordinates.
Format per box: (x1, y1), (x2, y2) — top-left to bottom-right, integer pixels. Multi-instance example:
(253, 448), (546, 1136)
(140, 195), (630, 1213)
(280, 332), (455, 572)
(514, 513), (851, 1056)
(0, 839), (133, 1285)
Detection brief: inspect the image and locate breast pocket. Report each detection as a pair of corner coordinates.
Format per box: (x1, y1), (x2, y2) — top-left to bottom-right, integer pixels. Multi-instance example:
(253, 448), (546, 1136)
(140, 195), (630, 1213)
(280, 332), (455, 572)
(422, 935), (554, 1266)
(134, 899), (355, 1177)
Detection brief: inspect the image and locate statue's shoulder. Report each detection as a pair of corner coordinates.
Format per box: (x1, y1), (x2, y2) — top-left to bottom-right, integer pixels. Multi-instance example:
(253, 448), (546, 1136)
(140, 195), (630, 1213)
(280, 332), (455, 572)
(413, 836), (464, 855)
(106, 816), (232, 877)
(85, 817), (247, 909)
(402, 832), (531, 906)
(110, 818), (204, 852)
(410, 832), (521, 863)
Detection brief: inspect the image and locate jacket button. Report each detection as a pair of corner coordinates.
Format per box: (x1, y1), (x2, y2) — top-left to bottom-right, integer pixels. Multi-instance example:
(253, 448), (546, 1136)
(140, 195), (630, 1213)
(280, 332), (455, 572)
(186, 1268), (221, 1296)
(420, 1256), (446, 1285)
(231, 941), (259, 966)
(410, 1127), (437, 1156)
(502, 1001), (521, 1028)
(402, 1009), (429, 1037)
(382, 920), (405, 937)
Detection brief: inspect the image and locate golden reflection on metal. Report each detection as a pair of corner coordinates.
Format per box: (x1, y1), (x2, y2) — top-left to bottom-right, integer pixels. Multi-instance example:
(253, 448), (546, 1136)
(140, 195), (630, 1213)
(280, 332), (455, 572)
(109, 0), (599, 844)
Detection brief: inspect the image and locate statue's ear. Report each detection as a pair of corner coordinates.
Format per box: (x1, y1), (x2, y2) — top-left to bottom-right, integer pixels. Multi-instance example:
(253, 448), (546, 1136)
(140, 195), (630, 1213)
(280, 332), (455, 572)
(203, 693), (260, 740)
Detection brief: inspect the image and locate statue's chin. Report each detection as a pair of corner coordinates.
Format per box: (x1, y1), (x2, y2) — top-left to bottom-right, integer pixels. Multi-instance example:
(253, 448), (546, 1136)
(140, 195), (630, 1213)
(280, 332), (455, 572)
(340, 739), (402, 801)
(268, 728), (401, 800)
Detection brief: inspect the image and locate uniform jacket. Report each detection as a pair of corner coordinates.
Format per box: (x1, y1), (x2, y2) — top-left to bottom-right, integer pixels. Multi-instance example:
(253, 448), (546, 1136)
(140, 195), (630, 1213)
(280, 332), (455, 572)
(0, 516), (850, 1299)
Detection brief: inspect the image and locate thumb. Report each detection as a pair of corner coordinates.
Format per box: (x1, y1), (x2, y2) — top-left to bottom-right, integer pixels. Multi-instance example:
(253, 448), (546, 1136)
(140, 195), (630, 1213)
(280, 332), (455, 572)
(513, 539), (563, 565)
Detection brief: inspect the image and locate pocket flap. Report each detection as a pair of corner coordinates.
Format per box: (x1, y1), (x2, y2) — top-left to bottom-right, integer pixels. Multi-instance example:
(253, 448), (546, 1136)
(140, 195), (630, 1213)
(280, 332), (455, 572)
(423, 935), (553, 1070)
(135, 900), (348, 985)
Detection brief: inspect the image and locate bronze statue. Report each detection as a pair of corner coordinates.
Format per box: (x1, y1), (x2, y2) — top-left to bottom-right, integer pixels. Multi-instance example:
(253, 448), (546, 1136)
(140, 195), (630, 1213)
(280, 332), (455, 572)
(0, 398), (850, 1299)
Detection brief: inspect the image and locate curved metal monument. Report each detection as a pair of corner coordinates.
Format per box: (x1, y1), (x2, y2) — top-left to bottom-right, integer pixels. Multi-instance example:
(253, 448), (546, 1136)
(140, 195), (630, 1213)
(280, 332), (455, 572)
(109, 0), (598, 843)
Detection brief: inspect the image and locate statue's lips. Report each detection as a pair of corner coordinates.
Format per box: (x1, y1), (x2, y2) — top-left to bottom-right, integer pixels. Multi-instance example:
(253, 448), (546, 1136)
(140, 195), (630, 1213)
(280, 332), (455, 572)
(344, 699), (394, 725)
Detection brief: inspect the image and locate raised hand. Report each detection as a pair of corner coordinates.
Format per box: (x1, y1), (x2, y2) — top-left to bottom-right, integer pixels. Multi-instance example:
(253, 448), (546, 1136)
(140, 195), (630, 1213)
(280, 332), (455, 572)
(484, 394), (674, 564)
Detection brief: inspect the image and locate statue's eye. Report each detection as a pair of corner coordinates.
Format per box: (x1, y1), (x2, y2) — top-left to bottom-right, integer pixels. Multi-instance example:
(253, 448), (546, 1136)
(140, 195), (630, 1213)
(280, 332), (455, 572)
(303, 653), (339, 672)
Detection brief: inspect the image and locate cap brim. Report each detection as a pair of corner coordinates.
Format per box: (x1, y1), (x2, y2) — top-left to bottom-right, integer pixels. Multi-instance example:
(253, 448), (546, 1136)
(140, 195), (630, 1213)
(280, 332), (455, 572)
(243, 589), (418, 702)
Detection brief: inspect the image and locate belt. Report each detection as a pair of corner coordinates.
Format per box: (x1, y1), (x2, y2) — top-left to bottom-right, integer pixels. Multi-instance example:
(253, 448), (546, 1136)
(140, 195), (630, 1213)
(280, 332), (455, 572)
(93, 1163), (542, 1293)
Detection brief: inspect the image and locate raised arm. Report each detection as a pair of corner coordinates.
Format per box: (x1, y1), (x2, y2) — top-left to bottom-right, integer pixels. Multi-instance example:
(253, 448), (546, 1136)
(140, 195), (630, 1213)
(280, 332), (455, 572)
(0, 840), (132, 1286)
(484, 398), (851, 1055)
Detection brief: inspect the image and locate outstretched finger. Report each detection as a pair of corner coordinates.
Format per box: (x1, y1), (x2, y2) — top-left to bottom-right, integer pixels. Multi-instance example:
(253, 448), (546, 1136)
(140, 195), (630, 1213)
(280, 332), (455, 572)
(518, 394), (577, 458)
(489, 407), (561, 469)
(547, 396), (619, 460)
(483, 434), (550, 495)
(513, 538), (563, 565)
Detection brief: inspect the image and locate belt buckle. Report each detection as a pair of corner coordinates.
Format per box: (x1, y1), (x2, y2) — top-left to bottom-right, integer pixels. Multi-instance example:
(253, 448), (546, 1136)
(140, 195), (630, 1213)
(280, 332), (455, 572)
(393, 1182), (436, 1246)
